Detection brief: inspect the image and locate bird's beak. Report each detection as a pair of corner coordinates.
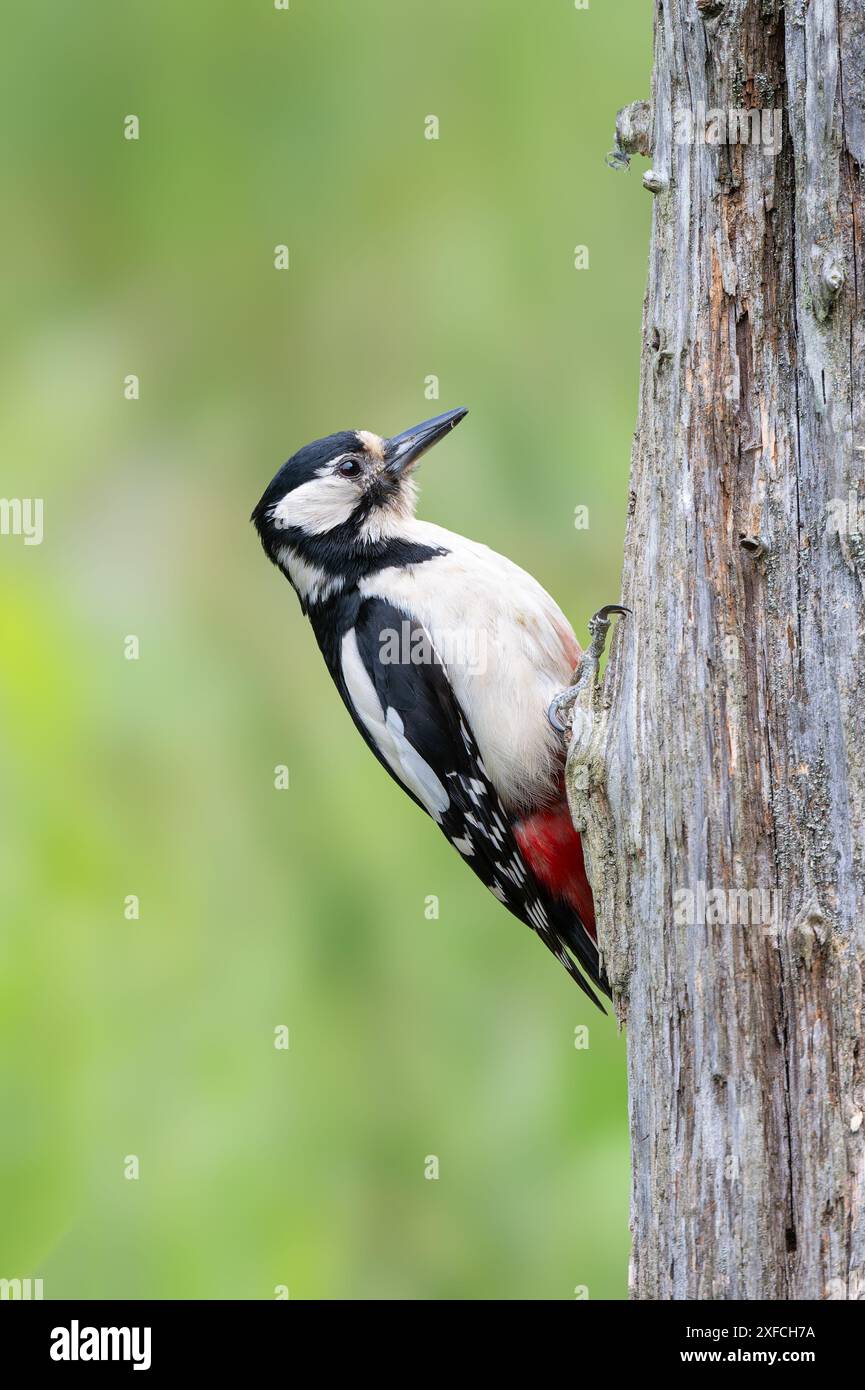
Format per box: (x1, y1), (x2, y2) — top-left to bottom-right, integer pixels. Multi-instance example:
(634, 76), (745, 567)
(383, 407), (468, 477)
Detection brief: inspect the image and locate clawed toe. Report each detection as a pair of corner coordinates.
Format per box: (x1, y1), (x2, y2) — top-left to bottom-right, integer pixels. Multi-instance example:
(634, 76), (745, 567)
(548, 688), (579, 733)
(548, 603), (629, 735)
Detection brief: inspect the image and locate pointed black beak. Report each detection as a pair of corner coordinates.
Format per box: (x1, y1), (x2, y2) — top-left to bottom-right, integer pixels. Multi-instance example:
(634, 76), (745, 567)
(383, 407), (468, 476)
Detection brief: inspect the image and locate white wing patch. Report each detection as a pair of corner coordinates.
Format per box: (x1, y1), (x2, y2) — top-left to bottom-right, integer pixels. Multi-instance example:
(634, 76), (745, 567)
(271, 474), (358, 535)
(340, 629), (450, 822)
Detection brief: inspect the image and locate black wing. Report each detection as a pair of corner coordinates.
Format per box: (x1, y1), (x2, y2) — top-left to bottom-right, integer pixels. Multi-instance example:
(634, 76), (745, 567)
(329, 596), (608, 1009)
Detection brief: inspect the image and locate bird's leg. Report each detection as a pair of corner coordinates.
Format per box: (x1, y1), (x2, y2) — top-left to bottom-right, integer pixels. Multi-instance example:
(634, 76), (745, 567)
(548, 605), (630, 735)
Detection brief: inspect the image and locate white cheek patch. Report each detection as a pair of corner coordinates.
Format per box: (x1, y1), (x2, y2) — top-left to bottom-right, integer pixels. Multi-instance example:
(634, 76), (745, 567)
(271, 476), (358, 535)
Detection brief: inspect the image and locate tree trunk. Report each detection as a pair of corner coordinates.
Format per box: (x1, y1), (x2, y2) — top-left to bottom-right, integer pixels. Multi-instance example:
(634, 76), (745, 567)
(567, 0), (865, 1299)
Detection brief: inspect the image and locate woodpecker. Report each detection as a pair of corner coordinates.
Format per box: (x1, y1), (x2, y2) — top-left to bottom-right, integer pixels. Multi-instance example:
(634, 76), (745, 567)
(252, 408), (620, 1008)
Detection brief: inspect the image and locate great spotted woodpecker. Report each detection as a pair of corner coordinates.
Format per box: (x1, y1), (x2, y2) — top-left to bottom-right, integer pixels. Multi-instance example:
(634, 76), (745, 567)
(252, 408), (620, 1008)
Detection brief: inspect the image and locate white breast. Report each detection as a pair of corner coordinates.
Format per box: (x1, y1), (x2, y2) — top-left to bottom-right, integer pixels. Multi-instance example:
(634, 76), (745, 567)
(359, 521), (580, 812)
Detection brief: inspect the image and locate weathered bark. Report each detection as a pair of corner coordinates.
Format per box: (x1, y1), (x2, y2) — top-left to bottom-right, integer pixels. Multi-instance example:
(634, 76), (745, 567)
(568, 0), (865, 1299)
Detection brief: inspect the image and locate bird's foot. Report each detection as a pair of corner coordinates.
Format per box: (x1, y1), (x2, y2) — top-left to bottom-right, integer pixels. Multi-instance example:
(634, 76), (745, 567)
(548, 604), (630, 735)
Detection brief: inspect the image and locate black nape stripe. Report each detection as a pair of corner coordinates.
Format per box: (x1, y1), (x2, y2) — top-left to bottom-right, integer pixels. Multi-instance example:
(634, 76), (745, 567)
(275, 527), (449, 598)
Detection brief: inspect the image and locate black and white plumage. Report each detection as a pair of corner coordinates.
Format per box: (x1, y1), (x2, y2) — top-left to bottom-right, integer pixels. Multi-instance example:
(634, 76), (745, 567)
(252, 409), (610, 1008)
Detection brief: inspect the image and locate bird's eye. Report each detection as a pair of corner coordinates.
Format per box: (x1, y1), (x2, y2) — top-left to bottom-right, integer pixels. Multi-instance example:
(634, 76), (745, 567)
(337, 457), (362, 478)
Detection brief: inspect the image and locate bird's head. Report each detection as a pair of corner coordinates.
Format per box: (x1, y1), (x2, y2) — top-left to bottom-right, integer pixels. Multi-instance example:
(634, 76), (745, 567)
(252, 407), (467, 604)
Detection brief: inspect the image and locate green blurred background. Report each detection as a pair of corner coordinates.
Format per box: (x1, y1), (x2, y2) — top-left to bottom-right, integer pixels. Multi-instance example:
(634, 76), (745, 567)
(1, 1), (651, 1299)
